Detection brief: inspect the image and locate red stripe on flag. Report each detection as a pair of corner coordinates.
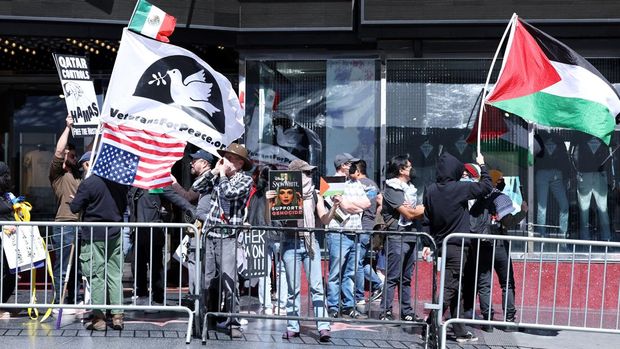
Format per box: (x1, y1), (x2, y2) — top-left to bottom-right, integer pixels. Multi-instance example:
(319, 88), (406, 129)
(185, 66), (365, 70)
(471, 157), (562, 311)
(155, 14), (176, 43)
(486, 19), (561, 103)
(96, 122), (186, 189)
(102, 131), (184, 158)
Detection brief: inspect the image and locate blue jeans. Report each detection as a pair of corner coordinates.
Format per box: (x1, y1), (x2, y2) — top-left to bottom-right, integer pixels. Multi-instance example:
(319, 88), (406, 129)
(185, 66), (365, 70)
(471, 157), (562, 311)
(355, 234), (383, 301)
(258, 241), (287, 310)
(577, 171), (611, 241)
(535, 169), (569, 238)
(326, 232), (356, 311)
(51, 225), (81, 304)
(282, 238), (329, 333)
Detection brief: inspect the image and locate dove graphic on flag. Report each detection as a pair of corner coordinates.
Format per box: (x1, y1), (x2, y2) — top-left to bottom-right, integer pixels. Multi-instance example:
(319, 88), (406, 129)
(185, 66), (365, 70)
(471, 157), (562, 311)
(100, 28), (244, 157)
(166, 68), (220, 116)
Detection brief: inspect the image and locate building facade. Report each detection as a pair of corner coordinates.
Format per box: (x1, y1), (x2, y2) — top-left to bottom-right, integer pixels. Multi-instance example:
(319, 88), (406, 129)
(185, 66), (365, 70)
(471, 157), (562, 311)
(0, 0), (619, 244)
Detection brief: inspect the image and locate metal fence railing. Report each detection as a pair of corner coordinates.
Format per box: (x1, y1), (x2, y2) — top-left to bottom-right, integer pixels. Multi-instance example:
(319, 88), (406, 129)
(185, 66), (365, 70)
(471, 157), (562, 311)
(0, 221), (200, 344)
(199, 225), (439, 348)
(436, 233), (620, 349)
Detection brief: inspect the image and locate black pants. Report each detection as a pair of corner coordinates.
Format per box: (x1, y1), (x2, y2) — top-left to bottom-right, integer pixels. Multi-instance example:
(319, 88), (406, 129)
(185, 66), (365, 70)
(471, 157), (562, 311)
(464, 240), (516, 320)
(135, 227), (165, 303)
(1, 255), (15, 303)
(428, 244), (469, 337)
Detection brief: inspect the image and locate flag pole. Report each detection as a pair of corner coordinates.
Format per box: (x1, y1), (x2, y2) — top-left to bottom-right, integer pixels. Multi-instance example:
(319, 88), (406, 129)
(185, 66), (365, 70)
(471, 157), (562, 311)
(476, 13), (518, 156)
(85, 121), (103, 179)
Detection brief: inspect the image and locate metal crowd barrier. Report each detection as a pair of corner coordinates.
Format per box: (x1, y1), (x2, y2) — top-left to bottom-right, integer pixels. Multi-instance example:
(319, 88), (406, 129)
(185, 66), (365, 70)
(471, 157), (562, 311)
(435, 233), (620, 349)
(0, 221), (200, 344)
(199, 224), (439, 348)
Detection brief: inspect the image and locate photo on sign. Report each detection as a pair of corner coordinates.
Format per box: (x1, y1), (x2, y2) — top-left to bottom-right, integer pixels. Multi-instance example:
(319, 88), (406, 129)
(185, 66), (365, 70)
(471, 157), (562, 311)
(269, 170), (303, 221)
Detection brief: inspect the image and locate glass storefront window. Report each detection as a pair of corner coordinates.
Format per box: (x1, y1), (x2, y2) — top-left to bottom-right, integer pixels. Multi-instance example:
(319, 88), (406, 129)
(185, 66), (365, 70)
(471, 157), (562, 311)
(245, 57), (620, 244)
(244, 59), (382, 182)
(10, 93), (90, 221)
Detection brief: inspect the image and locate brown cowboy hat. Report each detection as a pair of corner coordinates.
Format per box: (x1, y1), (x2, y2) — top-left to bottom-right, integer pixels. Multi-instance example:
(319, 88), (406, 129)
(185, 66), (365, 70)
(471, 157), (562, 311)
(217, 143), (253, 171)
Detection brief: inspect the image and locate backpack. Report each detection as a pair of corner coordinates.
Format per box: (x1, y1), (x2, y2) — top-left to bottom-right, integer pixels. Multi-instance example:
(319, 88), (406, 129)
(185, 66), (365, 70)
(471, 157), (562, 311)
(469, 191), (504, 235)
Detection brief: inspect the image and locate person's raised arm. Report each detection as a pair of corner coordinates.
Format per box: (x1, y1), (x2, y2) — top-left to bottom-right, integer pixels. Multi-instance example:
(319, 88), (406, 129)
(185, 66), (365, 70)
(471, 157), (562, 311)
(55, 114), (74, 158)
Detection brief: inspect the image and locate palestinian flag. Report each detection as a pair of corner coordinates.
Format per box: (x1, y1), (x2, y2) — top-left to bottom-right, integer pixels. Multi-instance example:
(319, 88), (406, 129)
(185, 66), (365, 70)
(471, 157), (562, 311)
(128, 0), (176, 43)
(485, 17), (620, 145)
(467, 106), (539, 166)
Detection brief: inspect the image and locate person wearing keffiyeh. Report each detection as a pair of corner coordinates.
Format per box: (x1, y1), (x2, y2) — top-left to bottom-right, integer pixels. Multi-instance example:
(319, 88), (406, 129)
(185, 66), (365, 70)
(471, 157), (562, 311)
(193, 143), (253, 338)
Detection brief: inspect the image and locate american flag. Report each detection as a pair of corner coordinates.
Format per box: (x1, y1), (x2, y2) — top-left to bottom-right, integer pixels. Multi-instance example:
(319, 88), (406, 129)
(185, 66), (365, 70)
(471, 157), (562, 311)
(92, 123), (186, 189)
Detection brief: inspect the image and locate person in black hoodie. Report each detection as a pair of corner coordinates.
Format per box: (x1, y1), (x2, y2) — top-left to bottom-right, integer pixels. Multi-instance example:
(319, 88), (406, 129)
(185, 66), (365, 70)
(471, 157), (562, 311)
(422, 152), (492, 344)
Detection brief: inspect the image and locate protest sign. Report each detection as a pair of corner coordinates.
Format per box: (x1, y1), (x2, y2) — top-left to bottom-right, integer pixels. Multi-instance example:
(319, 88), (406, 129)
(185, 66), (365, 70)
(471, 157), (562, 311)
(52, 53), (100, 137)
(1, 225), (46, 273)
(269, 170), (303, 221)
(242, 229), (268, 278)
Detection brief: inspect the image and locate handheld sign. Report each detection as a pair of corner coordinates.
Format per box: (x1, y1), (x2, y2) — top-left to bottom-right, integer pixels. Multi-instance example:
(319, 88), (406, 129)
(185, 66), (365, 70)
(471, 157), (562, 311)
(52, 53), (100, 137)
(242, 229), (268, 278)
(269, 170), (303, 221)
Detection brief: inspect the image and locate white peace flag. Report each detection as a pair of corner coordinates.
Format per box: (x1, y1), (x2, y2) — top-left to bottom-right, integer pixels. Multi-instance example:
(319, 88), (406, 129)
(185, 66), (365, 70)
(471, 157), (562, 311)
(101, 28), (245, 155)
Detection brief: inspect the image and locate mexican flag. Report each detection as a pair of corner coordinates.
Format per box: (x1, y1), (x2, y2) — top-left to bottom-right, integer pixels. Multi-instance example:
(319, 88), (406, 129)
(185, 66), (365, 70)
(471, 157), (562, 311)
(485, 16), (620, 145)
(128, 0), (176, 43)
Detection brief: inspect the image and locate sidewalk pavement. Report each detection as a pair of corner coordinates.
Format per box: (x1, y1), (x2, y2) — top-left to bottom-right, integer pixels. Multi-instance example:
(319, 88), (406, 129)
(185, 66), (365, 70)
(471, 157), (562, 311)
(1, 309), (618, 349)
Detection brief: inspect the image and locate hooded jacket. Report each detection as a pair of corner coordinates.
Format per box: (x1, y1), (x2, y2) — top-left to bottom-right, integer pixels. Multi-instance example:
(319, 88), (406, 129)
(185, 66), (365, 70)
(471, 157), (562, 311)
(423, 152), (493, 246)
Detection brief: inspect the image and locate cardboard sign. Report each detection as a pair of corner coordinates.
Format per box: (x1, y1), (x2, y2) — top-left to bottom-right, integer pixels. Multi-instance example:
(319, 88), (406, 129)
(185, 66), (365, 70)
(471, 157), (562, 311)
(269, 170), (303, 221)
(52, 53), (100, 137)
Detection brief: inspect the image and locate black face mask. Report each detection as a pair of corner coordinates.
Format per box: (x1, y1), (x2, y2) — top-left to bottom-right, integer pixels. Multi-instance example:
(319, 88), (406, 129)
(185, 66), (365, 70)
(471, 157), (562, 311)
(409, 167), (416, 180)
(496, 180), (506, 191)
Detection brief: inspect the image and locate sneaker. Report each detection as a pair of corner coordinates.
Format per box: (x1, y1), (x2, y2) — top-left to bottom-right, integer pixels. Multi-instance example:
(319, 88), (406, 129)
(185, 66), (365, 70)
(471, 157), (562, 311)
(85, 316), (107, 331)
(319, 329), (331, 342)
(327, 309), (339, 318)
(239, 318), (248, 325)
(455, 331), (478, 343)
(111, 314), (124, 330)
(274, 307), (286, 316)
(401, 313), (423, 322)
(263, 307), (273, 315)
(380, 311), (393, 321)
(281, 330), (300, 339)
(369, 287), (383, 302)
(502, 320), (518, 332)
(229, 328), (243, 338)
(355, 300), (367, 314)
(342, 308), (367, 319)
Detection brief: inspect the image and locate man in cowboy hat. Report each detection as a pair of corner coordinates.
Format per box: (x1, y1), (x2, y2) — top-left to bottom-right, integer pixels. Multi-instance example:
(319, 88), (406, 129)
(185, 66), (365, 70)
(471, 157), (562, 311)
(193, 142), (253, 338)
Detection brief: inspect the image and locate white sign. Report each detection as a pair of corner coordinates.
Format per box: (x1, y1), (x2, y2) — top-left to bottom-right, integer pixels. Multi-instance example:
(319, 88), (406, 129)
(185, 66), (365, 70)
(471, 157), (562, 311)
(53, 53), (100, 137)
(1, 226), (46, 273)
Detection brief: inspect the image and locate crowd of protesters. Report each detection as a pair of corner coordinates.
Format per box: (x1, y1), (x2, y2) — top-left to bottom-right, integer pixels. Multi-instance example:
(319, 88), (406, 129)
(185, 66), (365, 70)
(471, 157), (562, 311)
(0, 117), (533, 344)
